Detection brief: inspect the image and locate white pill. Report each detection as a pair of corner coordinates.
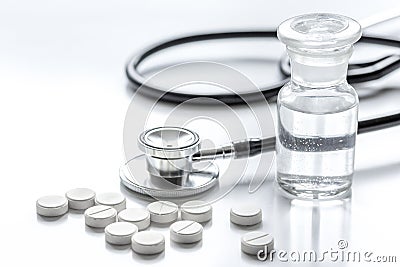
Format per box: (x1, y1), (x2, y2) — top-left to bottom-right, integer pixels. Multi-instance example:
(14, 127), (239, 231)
(131, 231), (165, 255)
(230, 206), (262, 226)
(95, 192), (126, 212)
(105, 222), (138, 245)
(65, 188), (95, 210)
(84, 205), (117, 228)
(147, 201), (178, 224)
(118, 208), (150, 230)
(170, 220), (203, 244)
(181, 200), (212, 223)
(36, 195), (68, 217)
(241, 232), (274, 256)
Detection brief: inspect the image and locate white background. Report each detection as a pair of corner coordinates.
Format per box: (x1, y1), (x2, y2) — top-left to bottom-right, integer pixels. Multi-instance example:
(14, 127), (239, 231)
(1, 1), (400, 266)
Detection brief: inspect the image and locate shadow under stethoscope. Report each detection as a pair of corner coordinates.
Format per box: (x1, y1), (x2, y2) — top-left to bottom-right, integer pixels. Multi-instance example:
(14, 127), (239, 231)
(119, 180), (222, 206)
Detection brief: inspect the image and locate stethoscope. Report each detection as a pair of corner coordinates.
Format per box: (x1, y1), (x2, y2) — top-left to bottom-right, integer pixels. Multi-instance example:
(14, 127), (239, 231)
(126, 32), (400, 131)
(121, 18), (400, 198)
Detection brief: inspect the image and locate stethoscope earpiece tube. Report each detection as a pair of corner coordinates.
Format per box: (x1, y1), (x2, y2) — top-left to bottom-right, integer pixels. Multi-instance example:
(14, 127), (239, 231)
(126, 31), (400, 134)
(357, 112), (400, 134)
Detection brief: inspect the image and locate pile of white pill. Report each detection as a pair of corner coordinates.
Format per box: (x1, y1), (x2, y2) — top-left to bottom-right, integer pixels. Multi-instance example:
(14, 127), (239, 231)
(37, 188), (273, 257)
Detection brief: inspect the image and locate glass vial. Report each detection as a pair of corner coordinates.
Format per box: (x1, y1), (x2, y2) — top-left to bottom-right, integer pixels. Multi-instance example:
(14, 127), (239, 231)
(276, 14), (362, 199)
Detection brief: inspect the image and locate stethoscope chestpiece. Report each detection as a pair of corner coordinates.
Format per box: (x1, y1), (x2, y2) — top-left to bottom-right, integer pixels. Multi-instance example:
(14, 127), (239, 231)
(137, 127), (200, 179)
(138, 127), (200, 159)
(120, 127), (219, 198)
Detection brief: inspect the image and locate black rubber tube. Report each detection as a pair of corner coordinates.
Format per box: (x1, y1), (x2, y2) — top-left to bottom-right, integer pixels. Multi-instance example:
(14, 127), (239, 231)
(125, 31), (400, 134)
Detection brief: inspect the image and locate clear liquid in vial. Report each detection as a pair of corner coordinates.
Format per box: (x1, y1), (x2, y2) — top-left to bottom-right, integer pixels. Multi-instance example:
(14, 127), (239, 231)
(276, 87), (358, 199)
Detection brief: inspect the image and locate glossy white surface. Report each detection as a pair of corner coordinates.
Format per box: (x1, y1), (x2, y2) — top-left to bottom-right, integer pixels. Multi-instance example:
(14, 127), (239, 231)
(1, 0), (400, 266)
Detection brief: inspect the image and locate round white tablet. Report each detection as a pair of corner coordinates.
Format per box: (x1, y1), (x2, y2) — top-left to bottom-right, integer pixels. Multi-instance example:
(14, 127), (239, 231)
(241, 232), (274, 256)
(170, 220), (203, 244)
(84, 205), (117, 228)
(131, 231), (165, 255)
(230, 206), (262, 226)
(36, 195), (68, 217)
(65, 188), (95, 210)
(147, 201), (178, 224)
(95, 192), (126, 212)
(118, 208), (150, 230)
(181, 200), (212, 223)
(105, 222), (138, 245)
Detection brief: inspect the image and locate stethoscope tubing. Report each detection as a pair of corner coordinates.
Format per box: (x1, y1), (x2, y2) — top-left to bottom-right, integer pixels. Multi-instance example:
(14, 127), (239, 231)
(125, 31), (400, 134)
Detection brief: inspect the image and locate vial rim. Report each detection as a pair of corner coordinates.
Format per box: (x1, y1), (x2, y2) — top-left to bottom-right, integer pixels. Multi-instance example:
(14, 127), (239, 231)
(277, 13), (362, 49)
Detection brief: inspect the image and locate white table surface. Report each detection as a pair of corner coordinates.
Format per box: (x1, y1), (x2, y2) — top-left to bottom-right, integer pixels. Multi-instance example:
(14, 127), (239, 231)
(1, 1), (400, 266)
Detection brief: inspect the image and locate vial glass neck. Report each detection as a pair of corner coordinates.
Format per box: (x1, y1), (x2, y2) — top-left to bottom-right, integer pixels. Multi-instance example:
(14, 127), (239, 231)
(287, 46), (353, 88)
